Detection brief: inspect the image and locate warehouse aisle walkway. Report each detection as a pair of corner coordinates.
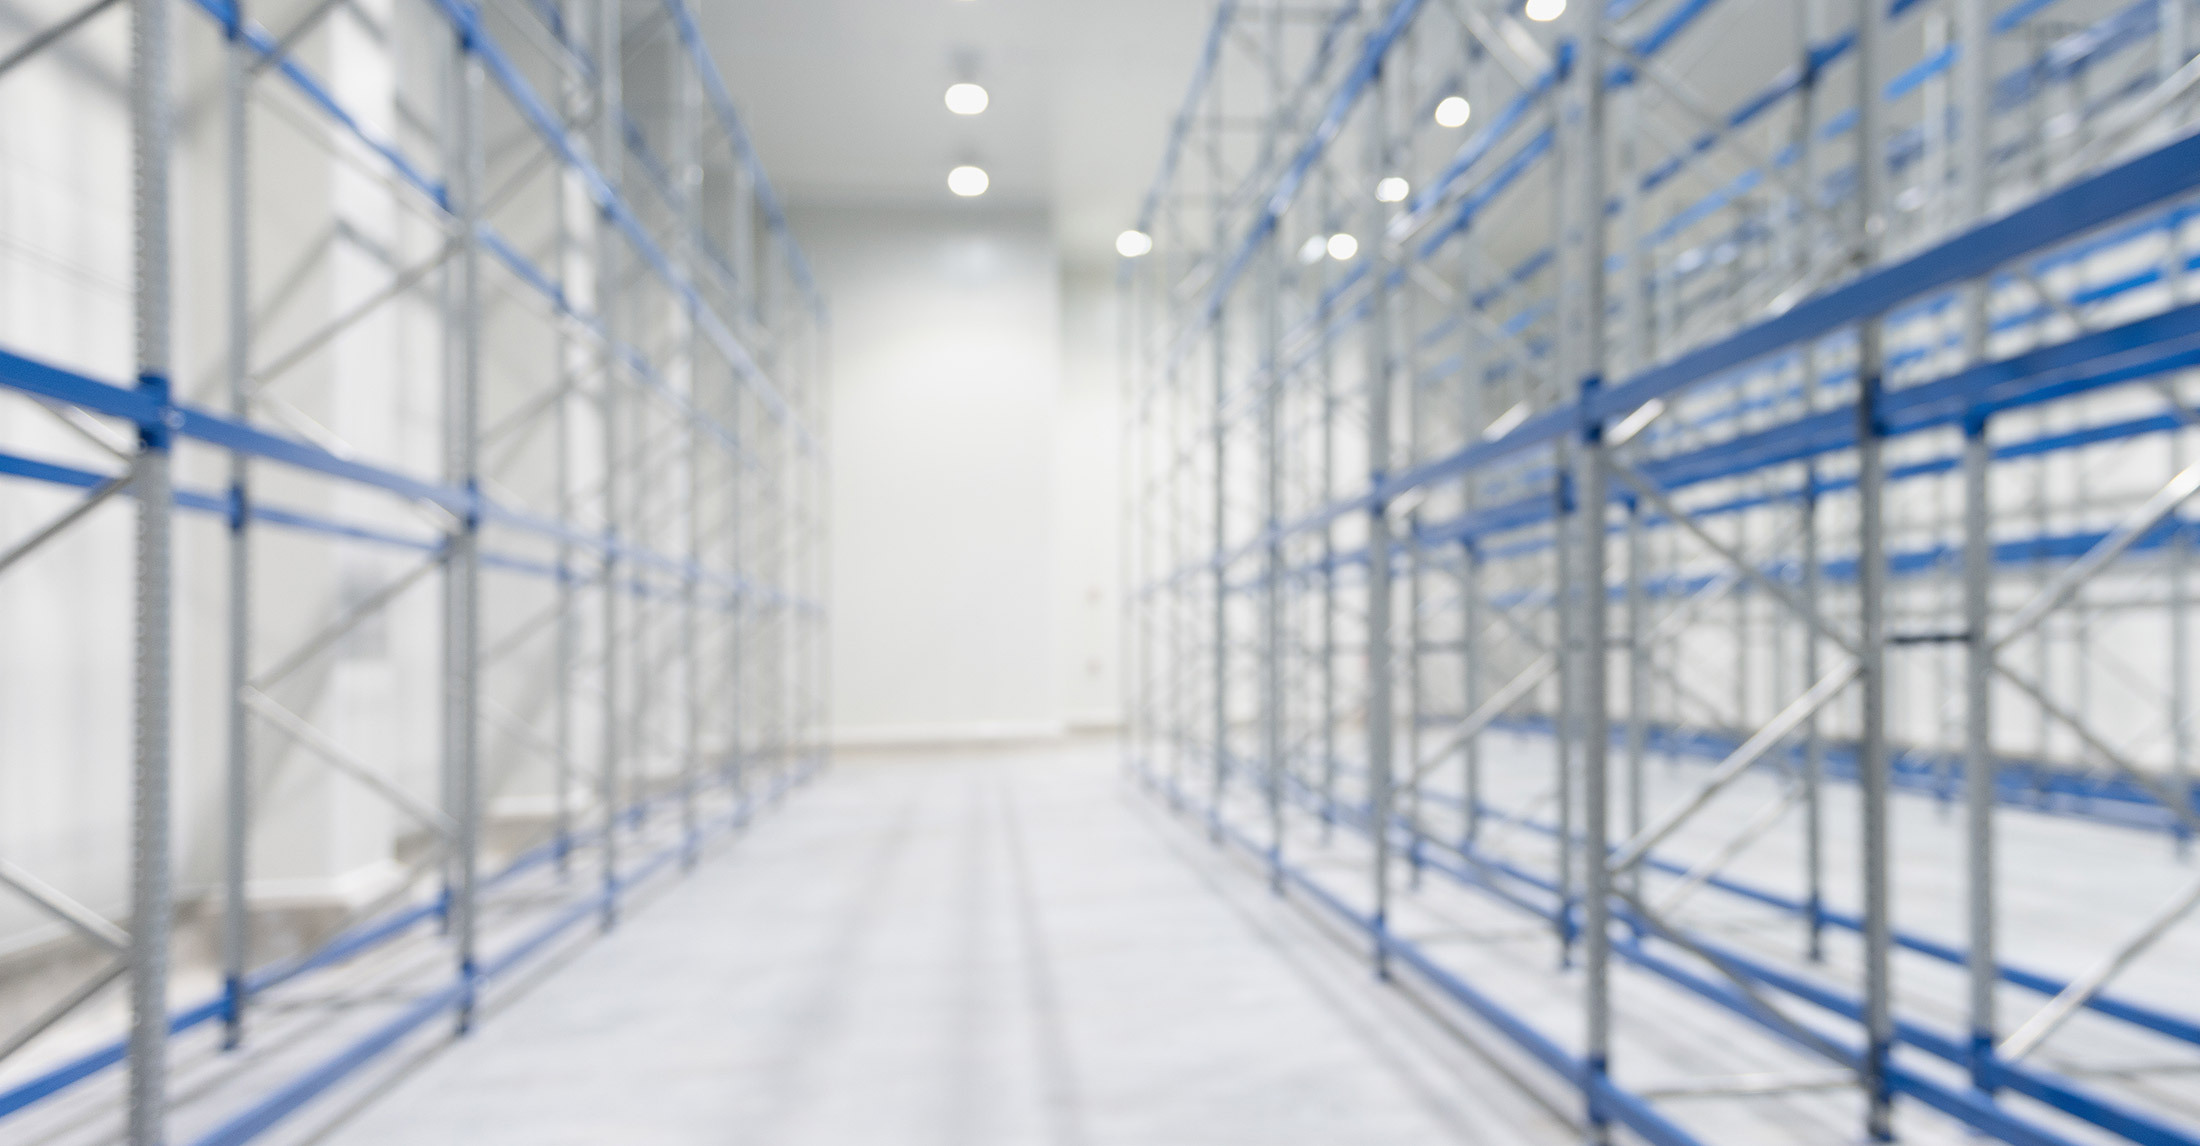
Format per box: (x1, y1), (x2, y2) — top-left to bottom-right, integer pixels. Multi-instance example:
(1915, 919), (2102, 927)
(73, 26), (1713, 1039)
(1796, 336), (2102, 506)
(319, 741), (1572, 1146)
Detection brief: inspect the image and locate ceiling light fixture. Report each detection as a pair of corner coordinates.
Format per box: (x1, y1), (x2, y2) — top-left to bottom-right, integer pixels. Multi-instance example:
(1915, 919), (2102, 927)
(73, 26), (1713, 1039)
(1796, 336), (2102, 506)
(1327, 233), (1359, 261)
(1375, 177), (1410, 203)
(1298, 236), (1327, 265)
(1524, 0), (1565, 22)
(1434, 95), (1471, 128)
(1116, 230), (1153, 258)
(948, 165), (990, 197)
(945, 82), (989, 116)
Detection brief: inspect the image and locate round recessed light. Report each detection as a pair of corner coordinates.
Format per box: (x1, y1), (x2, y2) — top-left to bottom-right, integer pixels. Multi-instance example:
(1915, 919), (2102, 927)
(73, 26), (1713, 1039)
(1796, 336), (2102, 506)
(1116, 230), (1153, 258)
(1375, 177), (1410, 203)
(1524, 0), (1565, 22)
(948, 165), (991, 197)
(1327, 233), (1359, 261)
(1435, 95), (1471, 128)
(945, 82), (990, 116)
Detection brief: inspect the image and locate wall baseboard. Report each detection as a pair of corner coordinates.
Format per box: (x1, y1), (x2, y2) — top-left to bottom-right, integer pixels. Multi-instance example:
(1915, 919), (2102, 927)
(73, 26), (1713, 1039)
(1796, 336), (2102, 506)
(831, 719), (1070, 750)
(1064, 715), (1123, 736)
(246, 859), (409, 911)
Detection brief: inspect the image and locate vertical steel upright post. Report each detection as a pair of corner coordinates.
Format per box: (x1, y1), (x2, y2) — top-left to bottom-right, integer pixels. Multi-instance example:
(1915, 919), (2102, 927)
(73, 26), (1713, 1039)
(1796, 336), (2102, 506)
(2147, 153), (2186, 861)
(1402, 199), (1426, 887)
(1210, 162), (1231, 840)
(220, 0), (253, 1054)
(1733, 525), (1750, 733)
(783, 327), (800, 787)
(2161, 0), (2196, 857)
(1956, 0), (1999, 1093)
(1553, 445), (1576, 961)
(594, 0), (624, 931)
(2176, 356), (2195, 843)
(1617, 74), (1647, 888)
(1855, 0), (1894, 1133)
(1394, 31), (1426, 884)
(1574, 2), (1613, 1136)
(1320, 190), (1341, 837)
(1257, 0), (1285, 885)
(1170, 351), (1190, 805)
(727, 389), (746, 818)
(432, 7), (460, 937)
(552, 0), (581, 874)
(676, 24), (703, 869)
(1365, 61), (1397, 980)
(728, 168), (753, 814)
(630, 364), (655, 816)
(127, 0), (174, 1137)
(1551, 91), (1578, 963)
(760, 314), (779, 795)
(1960, 424), (1995, 1079)
(1624, 500), (1644, 874)
(1404, 417), (1424, 880)
(446, 19), (485, 1036)
(1461, 549), (1481, 852)
(1261, 221), (1286, 890)
(1801, 468), (1826, 958)
(1460, 205), (1483, 853)
(1797, 0), (1828, 963)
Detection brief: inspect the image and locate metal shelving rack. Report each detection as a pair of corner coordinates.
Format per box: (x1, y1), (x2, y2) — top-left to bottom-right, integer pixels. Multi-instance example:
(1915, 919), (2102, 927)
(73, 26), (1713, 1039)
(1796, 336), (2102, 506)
(1124, 1), (2200, 1143)
(0, 1), (826, 1143)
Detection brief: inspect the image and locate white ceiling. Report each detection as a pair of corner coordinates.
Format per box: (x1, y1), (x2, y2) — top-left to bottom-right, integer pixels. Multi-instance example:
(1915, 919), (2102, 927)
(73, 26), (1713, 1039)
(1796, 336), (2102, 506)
(696, 0), (1215, 269)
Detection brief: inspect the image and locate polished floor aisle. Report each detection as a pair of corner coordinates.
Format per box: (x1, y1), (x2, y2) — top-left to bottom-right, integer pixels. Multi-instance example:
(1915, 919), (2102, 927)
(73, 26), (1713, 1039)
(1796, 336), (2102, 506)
(319, 741), (1572, 1146)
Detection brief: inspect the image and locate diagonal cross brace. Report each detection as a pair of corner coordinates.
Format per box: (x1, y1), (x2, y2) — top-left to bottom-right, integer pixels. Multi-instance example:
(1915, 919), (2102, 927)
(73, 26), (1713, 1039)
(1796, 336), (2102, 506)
(0, 958), (124, 1067)
(250, 552), (447, 690)
(1409, 653), (1557, 787)
(242, 688), (458, 839)
(1992, 663), (2200, 837)
(1610, 659), (1860, 874)
(1654, 782), (1806, 915)
(0, 860), (127, 954)
(1992, 456), (2200, 653)
(1998, 869), (2200, 1062)
(1610, 459), (1862, 659)
(0, 474), (132, 582)
(0, 0), (124, 82)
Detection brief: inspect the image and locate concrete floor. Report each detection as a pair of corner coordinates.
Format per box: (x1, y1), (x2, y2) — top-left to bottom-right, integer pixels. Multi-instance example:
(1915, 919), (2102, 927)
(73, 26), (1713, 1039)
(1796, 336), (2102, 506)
(316, 741), (1575, 1146)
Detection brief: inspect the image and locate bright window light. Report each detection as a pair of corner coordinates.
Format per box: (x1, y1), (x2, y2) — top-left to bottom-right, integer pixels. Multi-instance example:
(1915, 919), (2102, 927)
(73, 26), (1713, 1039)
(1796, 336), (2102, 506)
(1116, 229), (1153, 258)
(1375, 176), (1410, 203)
(1524, 0), (1565, 21)
(1326, 232), (1359, 261)
(1434, 95), (1471, 128)
(948, 165), (990, 197)
(945, 82), (990, 116)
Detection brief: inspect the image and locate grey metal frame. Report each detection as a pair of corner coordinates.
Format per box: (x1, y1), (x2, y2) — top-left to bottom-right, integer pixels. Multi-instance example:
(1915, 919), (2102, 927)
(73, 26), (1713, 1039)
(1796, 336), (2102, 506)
(1124, 1), (2200, 1143)
(0, 1), (831, 1141)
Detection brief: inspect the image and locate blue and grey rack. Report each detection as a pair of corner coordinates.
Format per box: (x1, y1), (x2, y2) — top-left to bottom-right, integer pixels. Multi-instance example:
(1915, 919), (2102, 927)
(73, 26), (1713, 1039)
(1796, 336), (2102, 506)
(1124, 1), (2200, 1144)
(0, 2), (827, 1144)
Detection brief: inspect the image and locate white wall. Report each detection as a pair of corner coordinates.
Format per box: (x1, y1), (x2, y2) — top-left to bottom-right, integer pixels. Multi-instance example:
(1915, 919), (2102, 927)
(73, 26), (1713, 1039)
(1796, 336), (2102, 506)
(798, 204), (1122, 745)
(1055, 266), (1122, 731)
